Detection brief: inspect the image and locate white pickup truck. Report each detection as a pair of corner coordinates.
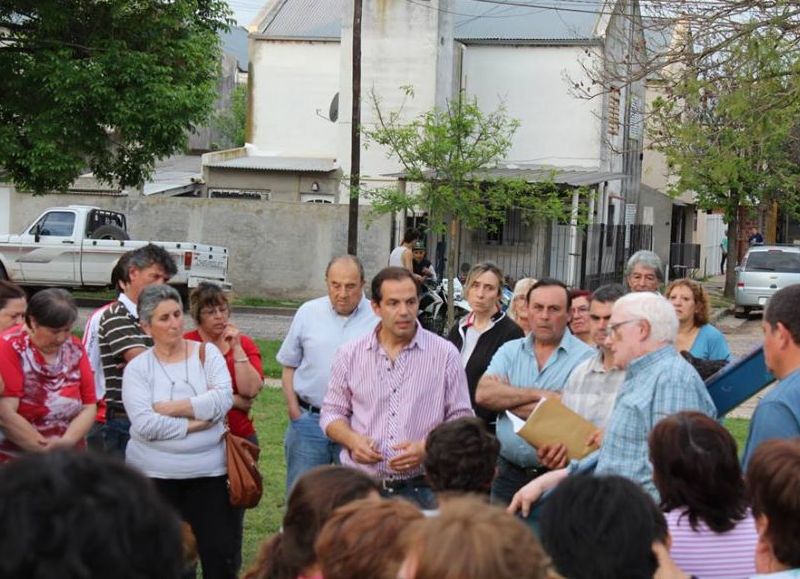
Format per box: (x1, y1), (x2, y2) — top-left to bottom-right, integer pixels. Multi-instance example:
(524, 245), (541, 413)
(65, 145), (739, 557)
(0, 205), (231, 297)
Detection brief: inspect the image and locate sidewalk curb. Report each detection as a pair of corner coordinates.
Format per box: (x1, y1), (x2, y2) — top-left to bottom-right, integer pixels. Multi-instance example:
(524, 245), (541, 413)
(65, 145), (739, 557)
(710, 305), (734, 324)
(75, 296), (297, 317)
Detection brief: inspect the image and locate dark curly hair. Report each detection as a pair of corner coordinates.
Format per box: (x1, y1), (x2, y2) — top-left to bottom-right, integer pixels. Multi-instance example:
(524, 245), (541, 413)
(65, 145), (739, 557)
(649, 412), (748, 533)
(424, 417), (500, 494)
(0, 450), (184, 579)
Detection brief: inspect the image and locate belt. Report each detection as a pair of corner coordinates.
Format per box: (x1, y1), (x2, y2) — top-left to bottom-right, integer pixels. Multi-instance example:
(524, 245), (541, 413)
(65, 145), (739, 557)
(500, 456), (549, 479)
(380, 475), (428, 492)
(297, 397), (322, 414)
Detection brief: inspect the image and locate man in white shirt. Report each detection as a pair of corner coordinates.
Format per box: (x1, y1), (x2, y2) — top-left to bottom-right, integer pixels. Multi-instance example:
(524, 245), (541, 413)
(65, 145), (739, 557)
(277, 255), (378, 493)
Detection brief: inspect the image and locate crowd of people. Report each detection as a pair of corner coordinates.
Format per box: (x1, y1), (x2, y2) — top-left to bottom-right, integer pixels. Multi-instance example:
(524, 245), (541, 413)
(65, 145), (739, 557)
(0, 241), (799, 579)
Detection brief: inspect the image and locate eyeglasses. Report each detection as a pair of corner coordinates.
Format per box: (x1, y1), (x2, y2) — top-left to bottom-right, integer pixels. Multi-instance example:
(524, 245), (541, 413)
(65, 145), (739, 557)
(200, 305), (229, 317)
(607, 318), (643, 337)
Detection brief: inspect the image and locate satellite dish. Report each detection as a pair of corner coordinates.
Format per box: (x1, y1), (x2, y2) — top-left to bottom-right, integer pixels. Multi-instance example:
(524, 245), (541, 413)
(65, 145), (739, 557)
(329, 92), (339, 123)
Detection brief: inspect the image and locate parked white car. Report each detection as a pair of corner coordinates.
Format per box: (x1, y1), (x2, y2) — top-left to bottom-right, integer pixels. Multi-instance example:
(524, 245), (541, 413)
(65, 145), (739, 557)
(0, 205), (230, 297)
(735, 245), (800, 317)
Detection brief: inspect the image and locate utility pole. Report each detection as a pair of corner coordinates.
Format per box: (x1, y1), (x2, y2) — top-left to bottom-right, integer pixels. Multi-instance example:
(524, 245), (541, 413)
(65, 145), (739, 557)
(347, 0), (362, 255)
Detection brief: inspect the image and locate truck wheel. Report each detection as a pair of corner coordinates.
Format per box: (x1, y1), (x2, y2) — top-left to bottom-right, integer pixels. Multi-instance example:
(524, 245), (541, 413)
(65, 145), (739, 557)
(91, 225), (130, 241)
(0, 264), (7, 281)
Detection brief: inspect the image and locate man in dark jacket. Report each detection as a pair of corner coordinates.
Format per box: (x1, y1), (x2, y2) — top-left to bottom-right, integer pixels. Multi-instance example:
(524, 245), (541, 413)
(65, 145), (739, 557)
(448, 262), (523, 432)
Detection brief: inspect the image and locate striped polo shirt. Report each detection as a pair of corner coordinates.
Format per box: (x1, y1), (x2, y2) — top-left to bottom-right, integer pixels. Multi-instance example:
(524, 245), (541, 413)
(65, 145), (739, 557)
(98, 299), (152, 411)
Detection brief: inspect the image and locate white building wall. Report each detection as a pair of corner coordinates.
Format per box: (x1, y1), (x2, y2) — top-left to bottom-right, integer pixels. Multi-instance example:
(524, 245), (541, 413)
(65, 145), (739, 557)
(462, 45), (604, 168)
(338, 0), (454, 183)
(0, 186), (11, 234)
(249, 40), (340, 157)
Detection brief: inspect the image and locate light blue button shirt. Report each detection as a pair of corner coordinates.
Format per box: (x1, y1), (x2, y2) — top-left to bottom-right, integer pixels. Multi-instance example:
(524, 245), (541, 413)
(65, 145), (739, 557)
(486, 331), (594, 467)
(277, 295), (378, 408)
(584, 345), (717, 501)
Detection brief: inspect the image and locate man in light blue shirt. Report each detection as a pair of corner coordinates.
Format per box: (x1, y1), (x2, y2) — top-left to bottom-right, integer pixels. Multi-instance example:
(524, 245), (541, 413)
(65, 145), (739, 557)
(742, 284), (800, 468)
(277, 255), (378, 493)
(476, 278), (594, 504)
(507, 292), (717, 517)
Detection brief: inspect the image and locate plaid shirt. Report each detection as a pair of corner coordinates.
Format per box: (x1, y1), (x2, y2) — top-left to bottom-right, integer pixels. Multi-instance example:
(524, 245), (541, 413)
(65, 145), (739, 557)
(573, 345), (716, 501)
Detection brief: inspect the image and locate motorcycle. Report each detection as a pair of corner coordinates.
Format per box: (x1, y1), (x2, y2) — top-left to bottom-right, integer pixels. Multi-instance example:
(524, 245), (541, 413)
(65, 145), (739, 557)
(418, 277), (471, 336)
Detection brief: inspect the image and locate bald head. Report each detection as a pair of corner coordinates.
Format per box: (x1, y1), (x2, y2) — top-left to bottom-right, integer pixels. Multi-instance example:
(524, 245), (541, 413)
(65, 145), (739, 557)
(326, 255), (365, 316)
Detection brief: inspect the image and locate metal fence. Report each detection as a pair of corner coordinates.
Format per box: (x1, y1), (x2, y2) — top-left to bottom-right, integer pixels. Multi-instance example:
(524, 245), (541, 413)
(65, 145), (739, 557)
(457, 214), (653, 290)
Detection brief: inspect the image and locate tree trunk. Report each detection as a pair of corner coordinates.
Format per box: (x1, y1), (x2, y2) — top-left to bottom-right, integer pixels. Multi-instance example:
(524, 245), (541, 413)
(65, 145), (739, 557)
(724, 211), (738, 299)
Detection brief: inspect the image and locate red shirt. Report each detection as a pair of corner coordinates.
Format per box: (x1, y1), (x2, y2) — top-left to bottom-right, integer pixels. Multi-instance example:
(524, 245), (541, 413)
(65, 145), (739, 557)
(0, 326), (97, 461)
(184, 330), (263, 438)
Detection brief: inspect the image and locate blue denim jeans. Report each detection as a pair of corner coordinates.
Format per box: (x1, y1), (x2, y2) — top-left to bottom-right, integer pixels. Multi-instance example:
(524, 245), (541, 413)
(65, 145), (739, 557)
(379, 483), (437, 510)
(86, 416), (131, 461)
(284, 410), (341, 495)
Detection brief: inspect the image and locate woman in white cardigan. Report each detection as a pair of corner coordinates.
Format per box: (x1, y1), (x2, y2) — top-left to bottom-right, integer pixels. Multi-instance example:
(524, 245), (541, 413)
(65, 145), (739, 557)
(122, 284), (235, 579)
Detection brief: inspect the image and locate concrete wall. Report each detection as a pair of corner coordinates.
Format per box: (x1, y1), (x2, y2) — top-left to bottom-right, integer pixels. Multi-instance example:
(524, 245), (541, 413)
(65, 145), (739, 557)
(463, 44), (604, 168)
(249, 39), (340, 157)
(8, 190), (391, 298)
(204, 167), (342, 202)
(639, 185), (673, 272)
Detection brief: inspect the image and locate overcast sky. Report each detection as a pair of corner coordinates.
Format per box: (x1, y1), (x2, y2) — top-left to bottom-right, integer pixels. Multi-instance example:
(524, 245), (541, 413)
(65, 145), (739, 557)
(229, 0), (264, 27)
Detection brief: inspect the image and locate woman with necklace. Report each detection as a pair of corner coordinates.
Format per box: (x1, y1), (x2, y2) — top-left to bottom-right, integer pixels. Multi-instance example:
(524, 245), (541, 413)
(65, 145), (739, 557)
(184, 282), (263, 573)
(666, 278), (731, 362)
(0, 289), (97, 462)
(122, 284), (236, 579)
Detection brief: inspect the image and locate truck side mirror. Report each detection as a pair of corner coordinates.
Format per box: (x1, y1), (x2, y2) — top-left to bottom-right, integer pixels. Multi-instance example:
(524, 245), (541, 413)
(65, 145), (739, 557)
(33, 224), (41, 243)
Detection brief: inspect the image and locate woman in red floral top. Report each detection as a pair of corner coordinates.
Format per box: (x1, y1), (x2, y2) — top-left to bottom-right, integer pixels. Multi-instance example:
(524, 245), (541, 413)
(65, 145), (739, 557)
(0, 289), (97, 462)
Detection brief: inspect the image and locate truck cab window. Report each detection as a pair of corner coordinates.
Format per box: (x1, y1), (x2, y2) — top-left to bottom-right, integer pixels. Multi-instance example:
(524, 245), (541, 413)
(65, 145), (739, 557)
(33, 212), (76, 237)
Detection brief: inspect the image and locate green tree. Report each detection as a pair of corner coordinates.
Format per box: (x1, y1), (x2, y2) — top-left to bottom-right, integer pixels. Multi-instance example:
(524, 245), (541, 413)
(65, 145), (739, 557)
(0, 0), (232, 193)
(651, 33), (800, 298)
(213, 83), (247, 149)
(365, 90), (581, 327)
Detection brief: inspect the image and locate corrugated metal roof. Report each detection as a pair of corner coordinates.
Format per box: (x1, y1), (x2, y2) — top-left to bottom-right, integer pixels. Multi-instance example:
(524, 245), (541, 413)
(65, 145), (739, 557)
(258, 0), (344, 39)
(385, 164), (626, 186)
(454, 0), (602, 41)
(205, 155), (338, 172)
(256, 0), (605, 42)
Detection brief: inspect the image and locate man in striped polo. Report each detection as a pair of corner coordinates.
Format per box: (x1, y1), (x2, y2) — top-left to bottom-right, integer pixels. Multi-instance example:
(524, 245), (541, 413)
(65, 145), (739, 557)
(94, 244), (176, 459)
(321, 266), (473, 509)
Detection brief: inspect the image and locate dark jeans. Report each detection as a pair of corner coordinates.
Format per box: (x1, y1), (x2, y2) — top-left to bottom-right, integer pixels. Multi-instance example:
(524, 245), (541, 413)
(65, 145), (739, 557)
(721, 252), (727, 274)
(379, 479), (437, 510)
(490, 456), (548, 507)
(86, 416), (130, 461)
(153, 476), (239, 579)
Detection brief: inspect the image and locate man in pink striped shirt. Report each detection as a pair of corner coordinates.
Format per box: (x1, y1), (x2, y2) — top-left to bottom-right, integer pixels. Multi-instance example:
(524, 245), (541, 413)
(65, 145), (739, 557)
(321, 267), (473, 508)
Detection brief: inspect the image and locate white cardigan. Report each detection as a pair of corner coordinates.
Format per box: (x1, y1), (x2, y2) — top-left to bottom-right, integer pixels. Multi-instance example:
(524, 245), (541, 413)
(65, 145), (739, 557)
(122, 342), (233, 479)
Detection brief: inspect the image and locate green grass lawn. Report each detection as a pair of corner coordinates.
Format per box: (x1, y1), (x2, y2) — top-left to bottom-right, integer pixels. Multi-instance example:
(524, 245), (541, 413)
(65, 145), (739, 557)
(254, 338), (282, 379)
(242, 388), (289, 570)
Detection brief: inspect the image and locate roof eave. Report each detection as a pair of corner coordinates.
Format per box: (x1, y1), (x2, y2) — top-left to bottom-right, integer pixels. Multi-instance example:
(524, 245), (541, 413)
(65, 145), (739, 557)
(457, 37), (602, 46)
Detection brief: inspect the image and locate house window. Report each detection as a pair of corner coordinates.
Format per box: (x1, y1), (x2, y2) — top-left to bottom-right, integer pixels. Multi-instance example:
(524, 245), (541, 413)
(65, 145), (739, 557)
(608, 87), (621, 136)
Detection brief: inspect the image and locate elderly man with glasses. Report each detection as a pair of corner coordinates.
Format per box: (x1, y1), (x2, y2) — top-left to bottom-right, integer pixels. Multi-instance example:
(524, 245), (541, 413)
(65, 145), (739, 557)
(508, 291), (716, 518)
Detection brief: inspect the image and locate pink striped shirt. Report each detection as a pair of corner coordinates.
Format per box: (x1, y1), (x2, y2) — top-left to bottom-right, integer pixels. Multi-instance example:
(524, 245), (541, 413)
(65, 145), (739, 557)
(667, 508), (758, 579)
(320, 323), (473, 479)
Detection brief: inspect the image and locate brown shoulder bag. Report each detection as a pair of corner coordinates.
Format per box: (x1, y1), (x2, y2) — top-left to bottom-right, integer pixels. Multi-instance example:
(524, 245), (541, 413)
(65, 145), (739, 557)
(199, 343), (263, 508)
